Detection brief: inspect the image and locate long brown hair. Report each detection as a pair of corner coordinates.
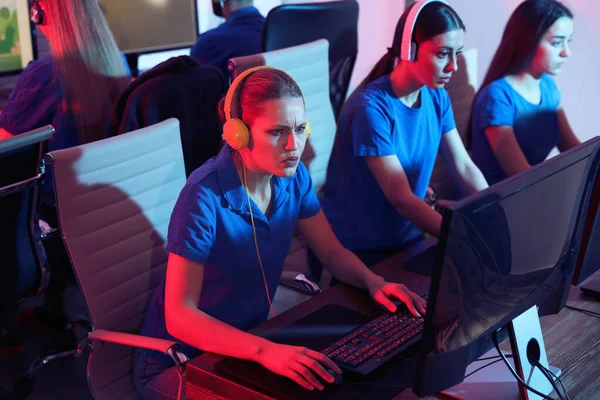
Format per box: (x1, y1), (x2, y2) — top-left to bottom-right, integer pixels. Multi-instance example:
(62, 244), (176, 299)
(42, 0), (131, 144)
(480, 0), (572, 88)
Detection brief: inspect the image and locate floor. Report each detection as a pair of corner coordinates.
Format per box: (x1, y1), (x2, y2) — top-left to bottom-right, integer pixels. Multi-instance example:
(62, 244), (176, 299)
(0, 279), (310, 400)
(0, 288), (93, 400)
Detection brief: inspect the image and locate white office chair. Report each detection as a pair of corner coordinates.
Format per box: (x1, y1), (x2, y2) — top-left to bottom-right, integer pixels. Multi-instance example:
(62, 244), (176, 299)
(17, 119), (189, 400)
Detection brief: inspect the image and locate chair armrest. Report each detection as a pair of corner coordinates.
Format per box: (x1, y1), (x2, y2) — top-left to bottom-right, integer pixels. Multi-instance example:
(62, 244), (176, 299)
(279, 271), (322, 296)
(88, 329), (188, 366)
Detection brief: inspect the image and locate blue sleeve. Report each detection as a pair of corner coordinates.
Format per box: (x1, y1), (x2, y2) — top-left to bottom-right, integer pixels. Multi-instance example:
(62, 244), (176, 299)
(296, 162), (322, 220)
(474, 83), (515, 129)
(166, 181), (217, 264)
(0, 62), (58, 135)
(440, 89), (457, 134)
(351, 101), (395, 158)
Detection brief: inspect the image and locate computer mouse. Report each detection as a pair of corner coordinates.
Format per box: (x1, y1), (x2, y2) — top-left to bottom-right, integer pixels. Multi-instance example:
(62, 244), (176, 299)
(326, 369), (343, 385)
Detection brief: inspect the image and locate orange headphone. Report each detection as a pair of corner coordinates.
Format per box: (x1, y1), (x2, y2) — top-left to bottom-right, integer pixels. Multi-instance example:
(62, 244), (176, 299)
(222, 66), (312, 150)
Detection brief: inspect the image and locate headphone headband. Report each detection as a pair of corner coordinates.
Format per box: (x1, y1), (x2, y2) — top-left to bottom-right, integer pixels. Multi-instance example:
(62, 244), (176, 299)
(224, 66), (283, 122)
(221, 65), (311, 150)
(400, 0), (449, 61)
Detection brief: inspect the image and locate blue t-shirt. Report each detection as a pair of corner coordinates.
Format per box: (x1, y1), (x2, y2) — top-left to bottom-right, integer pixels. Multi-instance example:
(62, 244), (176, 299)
(471, 74), (561, 185)
(322, 74), (456, 251)
(138, 145), (321, 368)
(190, 7), (265, 79)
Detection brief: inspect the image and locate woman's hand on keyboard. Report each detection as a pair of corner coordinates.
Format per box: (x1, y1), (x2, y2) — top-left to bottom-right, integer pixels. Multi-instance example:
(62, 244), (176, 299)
(256, 342), (342, 391)
(368, 280), (427, 317)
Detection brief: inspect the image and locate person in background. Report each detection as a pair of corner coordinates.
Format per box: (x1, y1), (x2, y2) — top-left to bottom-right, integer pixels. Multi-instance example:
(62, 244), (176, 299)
(191, 0), (265, 79)
(470, 0), (579, 186)
(0, 0), (130, 352)
(321, 1), (488, 271)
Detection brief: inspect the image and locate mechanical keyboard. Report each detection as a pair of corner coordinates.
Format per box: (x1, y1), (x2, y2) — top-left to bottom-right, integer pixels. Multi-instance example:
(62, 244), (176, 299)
(321, 303), (425, 375)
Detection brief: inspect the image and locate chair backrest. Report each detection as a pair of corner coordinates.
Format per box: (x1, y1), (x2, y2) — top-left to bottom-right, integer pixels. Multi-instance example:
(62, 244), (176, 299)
(262, 0), (359, 120)
(0, 126), (54, 299)
(429, 48), (479, 200)
(47, 119), (186, 399)
(229, 39), (336, 195)
(109, 56), (227, 176)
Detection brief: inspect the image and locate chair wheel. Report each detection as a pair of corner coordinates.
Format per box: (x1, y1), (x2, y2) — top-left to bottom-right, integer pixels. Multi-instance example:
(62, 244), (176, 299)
(13, 375), (35, 398)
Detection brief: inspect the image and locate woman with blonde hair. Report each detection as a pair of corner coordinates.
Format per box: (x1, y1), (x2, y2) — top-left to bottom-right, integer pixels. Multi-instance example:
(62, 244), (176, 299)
(0, 0), (130, 146)
(0, 0), (130, 352)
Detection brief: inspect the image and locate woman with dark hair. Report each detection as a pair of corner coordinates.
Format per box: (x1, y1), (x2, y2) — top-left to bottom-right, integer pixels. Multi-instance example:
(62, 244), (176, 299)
(471, 0), (579, 185)
(322, 1), (487, 266)
(134, 67), (427, 399)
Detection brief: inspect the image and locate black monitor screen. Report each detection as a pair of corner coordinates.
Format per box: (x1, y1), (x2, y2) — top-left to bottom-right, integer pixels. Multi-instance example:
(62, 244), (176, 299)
(100, 0), (198, 54)
(0, 0), (37, 76)
(414, 137), (600, 396)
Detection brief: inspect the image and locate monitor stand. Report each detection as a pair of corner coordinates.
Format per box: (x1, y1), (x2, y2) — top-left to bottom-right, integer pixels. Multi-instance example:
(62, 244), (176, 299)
(441, 306), (561, 400)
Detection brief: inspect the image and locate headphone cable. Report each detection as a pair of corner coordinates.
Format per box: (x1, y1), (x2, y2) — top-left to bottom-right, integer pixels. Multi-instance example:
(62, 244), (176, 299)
(242, 162), (277, 319)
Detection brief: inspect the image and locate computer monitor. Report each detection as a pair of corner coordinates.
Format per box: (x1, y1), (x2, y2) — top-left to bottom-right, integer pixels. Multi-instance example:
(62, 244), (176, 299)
(413, 137), (600, 398)
(572, 165), (600, 290)
(99, 0), (198, 74)
(0, 0), (37, 77)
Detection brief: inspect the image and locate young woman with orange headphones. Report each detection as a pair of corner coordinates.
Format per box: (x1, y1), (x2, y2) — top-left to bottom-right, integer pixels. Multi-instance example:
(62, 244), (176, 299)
(134, 67), (427, 399)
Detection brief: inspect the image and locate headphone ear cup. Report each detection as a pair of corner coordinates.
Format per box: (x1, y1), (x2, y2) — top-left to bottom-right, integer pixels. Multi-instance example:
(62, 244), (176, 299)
(305, 120), (312, 137)
(222, 118), (250, 150)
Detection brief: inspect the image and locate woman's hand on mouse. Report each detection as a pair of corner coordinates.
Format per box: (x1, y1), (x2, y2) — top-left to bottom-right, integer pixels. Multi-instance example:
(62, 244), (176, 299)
(255, 342), (342, 390)
(366, 277), (427, 317)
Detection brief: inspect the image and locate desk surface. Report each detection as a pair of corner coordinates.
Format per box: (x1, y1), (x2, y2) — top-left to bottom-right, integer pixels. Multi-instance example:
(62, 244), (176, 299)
(186, 240), (600, 400)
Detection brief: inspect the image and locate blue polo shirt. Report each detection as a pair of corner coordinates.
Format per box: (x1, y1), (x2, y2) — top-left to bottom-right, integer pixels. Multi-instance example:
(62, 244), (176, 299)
(138, 145), (321, 369)
(471, 74), (561, 185)
(190, 7), (265, 78)
(322, 74), (456, 251)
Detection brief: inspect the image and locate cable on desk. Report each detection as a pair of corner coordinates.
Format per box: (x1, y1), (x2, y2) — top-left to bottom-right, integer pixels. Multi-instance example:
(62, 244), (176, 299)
(492, 330), (557, 400)
(476, 354), (512, 361)
(463, 359), (503, 379)
(532, 359), (570, 400)
(565, 304), (600, 318)
(462, 353), (514, 380)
